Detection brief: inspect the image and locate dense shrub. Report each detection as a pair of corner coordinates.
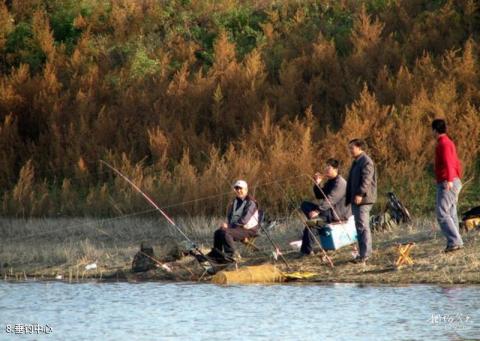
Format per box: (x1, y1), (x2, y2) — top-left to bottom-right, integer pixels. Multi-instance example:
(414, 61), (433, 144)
(0, 0), (479, 217)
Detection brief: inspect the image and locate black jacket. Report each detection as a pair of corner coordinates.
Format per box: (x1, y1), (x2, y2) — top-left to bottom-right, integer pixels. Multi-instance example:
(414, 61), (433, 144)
(346, 152), (377, 205)
(314, 175), (351, 222)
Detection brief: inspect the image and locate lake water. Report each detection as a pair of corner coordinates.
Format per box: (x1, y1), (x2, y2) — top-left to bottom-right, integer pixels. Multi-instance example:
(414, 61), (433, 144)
(0, 281), (478, 340)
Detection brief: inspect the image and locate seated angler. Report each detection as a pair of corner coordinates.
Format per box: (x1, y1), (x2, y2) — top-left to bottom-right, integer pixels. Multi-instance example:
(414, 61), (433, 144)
(300, 158), (351, 255)
(207, 180), (259, 262)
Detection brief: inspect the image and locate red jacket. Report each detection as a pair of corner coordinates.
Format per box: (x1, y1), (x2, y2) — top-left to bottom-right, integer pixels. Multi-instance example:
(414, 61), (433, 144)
(435, 134), (462, 183)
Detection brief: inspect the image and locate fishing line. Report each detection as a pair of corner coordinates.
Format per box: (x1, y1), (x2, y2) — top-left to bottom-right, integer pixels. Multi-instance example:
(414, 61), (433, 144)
(3, 209), (156, 242)
(100, 161), (192, 242)
(275, 182), (334, 268)
(4, 174), (305, 242)
(199, 151), (291, 269)
(302, 173), (358, 255)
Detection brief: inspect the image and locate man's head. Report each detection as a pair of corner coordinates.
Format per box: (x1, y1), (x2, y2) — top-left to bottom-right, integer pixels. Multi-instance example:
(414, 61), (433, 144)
(324, 158), (340, 178)
(233, 180), (248, 199)
(431, 118), (447, 137)
(348, 139), (365, 158)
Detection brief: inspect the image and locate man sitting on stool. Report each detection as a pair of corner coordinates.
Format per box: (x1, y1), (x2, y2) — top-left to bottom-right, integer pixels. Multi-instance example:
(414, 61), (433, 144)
(300, 159), (351, 255)
(207, 180), (259, 262)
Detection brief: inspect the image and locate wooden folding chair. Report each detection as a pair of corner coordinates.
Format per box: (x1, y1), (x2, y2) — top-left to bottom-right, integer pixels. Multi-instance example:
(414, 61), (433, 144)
(240, 210), (265, 253)
(242, 235), (260, 252)
(395, 242), (415, 268)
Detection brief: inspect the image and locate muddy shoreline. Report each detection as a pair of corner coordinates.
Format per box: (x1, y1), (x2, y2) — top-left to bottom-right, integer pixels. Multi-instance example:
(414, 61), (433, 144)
(3, 243), (479, 285)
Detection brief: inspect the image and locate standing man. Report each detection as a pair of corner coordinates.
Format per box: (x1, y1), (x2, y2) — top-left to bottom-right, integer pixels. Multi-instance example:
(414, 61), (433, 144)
(432, 119), (463, 252)
(346, 139), (377, 263)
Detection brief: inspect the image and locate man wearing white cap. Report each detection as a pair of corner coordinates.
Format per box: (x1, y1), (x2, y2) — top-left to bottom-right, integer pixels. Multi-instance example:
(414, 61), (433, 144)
(207, 179), (259, 262)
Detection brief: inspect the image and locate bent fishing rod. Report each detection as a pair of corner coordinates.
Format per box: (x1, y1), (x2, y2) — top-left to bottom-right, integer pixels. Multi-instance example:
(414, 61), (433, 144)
(275, 182), (334, 268)
(303, 173), (358, 254)
(200, 151), (291, 269)
(100, 160), (214, 268)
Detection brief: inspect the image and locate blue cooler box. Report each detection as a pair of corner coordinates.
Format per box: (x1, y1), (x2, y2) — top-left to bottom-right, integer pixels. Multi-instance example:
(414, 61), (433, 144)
(318, 216), (357, 250)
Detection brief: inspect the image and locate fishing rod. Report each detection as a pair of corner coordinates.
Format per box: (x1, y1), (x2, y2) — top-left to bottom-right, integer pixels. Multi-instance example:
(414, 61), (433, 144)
(459, 176), (475, 197)
(275, 182), (334, 268)
(199, 151), (291, 269)
(303, 173), (358, 255)
(257, 220), (291, 269)
(5, 172), (305, 244)
(100, 160), (215, 269)
(305, 173), (342, 221)
(138, 251), (172, 273)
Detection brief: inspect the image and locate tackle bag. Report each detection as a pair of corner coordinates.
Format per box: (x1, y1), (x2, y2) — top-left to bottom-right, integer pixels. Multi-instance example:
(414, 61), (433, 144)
(132, 243), (157, 272)
(371, 192), (411, 232)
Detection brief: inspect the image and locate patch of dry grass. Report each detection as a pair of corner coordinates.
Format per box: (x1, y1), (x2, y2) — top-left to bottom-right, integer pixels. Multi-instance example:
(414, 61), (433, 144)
(0, 216), (221, 279)
(0, 216), (479, 284)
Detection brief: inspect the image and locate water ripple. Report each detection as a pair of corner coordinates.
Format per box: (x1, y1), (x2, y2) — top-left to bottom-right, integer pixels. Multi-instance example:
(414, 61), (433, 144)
(0, 282), (479, 340)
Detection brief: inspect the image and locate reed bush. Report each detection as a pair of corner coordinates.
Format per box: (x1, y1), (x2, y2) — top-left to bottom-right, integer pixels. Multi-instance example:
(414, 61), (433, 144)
(0, 0), (478, 217)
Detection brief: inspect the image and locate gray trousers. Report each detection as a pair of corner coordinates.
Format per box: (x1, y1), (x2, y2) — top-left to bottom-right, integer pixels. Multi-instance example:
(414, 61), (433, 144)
(436, 178), (463, 247)
(352, 204), (372, 258)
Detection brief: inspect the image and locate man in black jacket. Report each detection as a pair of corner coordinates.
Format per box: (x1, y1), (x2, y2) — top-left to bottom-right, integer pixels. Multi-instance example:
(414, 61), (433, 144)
(346, 139), (377, 264)
(300, 159), (351, 255)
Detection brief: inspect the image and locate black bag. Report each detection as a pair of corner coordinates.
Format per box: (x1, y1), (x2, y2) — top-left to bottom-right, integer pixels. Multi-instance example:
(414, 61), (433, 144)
(462, 206), (480, 220)
(371, 210), (397, 232)
(461, 206), (480, 231)
(386, 192), (411, 224)
(132, 243), (157, 273)
(371, 192), (411, 232)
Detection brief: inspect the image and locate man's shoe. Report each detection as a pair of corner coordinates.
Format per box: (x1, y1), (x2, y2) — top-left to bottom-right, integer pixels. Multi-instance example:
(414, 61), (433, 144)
(207, 249), (233, 264)
(444, 245), (463, 253)
(349, 256), (359, 263)
(193, 252), (209, 264)
(231, 251), (242, 262)
(351, 256), (369, 264)
(299, 251), (315, 258)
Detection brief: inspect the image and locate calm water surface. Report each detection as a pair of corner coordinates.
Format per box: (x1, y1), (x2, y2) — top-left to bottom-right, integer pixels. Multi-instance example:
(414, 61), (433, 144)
(0, 281), (479, 340)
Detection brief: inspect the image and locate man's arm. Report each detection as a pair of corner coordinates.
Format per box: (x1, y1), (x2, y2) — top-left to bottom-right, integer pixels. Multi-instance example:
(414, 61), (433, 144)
(226, 203), (233, 224)
(358, 158), (375, 197)
(437, 140), (455, 190)
(318, 179), (346, 211)
(312, 172), (325, 199)
(313, 184), (326, 200)
(445, 142), (457, 183)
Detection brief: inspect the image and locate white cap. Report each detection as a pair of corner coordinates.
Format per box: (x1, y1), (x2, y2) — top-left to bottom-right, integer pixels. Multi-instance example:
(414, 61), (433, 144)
(233, 180), (248, 189)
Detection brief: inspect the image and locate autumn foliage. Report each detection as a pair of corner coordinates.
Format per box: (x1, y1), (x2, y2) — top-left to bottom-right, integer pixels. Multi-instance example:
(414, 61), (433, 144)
(0, 0), (479, 217)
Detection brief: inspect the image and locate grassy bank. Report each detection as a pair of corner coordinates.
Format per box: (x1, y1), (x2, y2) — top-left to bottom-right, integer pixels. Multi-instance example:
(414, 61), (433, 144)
(1, 216), (479, 284)
(0, 216), (222, 279)
(290, 219), (480, 284)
